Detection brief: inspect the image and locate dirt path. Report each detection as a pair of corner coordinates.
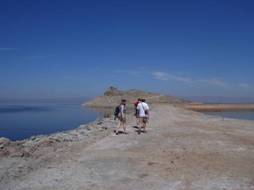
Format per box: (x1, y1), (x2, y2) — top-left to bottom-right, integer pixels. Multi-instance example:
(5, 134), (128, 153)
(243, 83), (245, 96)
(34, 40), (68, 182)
(1, 105), (254, 190)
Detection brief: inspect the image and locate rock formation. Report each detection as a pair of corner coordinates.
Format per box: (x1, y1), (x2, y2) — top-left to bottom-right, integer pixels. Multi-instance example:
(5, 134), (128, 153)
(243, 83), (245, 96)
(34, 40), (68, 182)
(84, 86), (189, 108)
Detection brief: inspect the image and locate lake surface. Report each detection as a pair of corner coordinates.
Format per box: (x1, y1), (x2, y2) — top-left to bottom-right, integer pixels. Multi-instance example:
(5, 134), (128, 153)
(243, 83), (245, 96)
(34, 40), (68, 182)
(2, 99), (254, 141)
(205, 111), (254, 121)
(0, 100), (101, 141)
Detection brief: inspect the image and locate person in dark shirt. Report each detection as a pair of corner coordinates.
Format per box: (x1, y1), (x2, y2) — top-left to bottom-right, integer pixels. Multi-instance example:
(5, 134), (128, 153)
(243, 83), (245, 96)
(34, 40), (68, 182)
(114, 99), (127, 135)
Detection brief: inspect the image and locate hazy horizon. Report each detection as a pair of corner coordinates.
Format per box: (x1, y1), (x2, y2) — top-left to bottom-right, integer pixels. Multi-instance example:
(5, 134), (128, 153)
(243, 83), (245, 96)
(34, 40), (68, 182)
(0, 92), (254, 104)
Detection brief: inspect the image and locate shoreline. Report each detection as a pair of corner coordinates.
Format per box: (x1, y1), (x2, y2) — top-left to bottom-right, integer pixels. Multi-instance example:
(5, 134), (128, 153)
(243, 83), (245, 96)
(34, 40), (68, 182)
(0, 104), (254, 189)
(182, 103), (254, 112)
(1, 85), (254, 190)
(0, 116), (116, 157)
(1, 103), (254, 143)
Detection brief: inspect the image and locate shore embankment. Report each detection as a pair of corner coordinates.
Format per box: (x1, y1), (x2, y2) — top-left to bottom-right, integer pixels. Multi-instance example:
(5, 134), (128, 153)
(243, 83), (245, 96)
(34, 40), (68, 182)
(0, 87), (254, 189)
(0, 103), (254, 190)
(183, 103), (254, 112)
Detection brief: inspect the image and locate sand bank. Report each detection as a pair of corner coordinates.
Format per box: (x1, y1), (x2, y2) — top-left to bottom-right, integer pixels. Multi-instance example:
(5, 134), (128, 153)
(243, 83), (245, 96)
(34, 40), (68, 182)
(184, 103), (254, 112)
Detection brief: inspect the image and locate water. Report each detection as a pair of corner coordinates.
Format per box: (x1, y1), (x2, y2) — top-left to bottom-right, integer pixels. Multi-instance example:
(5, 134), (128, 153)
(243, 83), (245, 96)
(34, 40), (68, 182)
(205, 111), (254, 121)
(2, 100), (253, 141)
(0, 100), (101, 141)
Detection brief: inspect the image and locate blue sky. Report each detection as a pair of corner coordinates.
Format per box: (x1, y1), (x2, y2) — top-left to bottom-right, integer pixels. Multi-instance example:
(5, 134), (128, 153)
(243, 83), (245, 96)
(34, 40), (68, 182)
(0, 0), (254, 100)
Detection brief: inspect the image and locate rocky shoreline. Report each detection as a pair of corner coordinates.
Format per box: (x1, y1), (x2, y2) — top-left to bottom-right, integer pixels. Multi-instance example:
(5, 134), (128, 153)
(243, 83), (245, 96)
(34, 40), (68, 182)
(0, 117), (116, 158)
(1, 88), (254, 190)
(0, 116), (119, 189)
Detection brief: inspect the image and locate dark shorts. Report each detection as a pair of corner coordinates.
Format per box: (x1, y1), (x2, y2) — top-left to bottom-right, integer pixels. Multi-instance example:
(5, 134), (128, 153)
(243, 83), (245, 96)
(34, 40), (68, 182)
(118, 116), (126, 123)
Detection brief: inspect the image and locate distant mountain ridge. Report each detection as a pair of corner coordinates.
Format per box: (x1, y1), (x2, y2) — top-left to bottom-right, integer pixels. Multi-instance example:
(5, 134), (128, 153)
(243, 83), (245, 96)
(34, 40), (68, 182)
(83, 86), (189, 108)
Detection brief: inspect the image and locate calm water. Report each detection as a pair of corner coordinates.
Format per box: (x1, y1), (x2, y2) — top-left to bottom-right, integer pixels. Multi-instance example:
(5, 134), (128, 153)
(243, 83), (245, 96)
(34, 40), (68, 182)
(0, 100), (101, 141)
(205, 111), (254, 121)
(2, 100), (253, 141)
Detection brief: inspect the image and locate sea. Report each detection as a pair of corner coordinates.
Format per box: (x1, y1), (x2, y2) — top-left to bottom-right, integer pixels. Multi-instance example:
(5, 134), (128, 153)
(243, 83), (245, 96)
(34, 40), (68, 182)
(0, 98), (103, 141)
(204, 111), (254, 121)
(0, 98), (254, 141)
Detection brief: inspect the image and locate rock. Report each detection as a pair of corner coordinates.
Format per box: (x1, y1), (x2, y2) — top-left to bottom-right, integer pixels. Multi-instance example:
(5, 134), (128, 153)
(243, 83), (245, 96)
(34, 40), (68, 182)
(21, 151), (30, 157)
(86, 126), (91, 131)
(104, 86), (123, 96)
(30, 136), (37, 141)
(97, 121), (103, 125)
(0, 137), (10, 149)
(84, 87), (189, 108)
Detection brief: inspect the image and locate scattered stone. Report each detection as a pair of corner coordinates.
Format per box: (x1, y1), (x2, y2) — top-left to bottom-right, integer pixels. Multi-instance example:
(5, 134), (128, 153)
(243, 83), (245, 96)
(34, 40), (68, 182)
(0, 137), (10, 149)
(86, 126), (91, 131)
(97, 121), (103, 125)
(147, 162), (156, 166)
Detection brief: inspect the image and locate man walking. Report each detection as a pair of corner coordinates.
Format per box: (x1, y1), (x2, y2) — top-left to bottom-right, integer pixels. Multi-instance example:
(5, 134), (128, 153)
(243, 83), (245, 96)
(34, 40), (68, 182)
(114, 99), (127, 135)
(137, 99), (149, 133)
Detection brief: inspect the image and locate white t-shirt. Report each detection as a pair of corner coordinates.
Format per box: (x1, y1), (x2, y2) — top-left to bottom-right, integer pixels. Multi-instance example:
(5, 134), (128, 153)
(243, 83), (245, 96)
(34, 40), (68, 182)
(120, 104), (126, 116)
(137, 102), (149, 117)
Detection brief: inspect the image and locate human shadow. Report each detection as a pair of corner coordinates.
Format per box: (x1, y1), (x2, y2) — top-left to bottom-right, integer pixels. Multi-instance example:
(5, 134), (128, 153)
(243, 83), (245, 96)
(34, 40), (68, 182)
(132, 125), (146, 135)
(113, 130), (128, 135)
(132, 125), (139, 129)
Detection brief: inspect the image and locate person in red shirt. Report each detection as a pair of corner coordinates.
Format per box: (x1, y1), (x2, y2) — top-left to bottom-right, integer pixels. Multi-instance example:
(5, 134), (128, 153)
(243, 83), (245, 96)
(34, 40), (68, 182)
(134, 98), (141, 126)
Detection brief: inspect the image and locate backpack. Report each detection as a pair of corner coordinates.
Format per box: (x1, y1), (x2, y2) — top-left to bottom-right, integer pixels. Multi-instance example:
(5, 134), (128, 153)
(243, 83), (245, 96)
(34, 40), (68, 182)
(141, 102), (149, 116)
(114, 105), (121, 118)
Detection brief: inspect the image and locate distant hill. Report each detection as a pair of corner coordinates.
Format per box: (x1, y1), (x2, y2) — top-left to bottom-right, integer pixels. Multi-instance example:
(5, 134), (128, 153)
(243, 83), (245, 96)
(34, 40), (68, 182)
(83, 86), (190, 108)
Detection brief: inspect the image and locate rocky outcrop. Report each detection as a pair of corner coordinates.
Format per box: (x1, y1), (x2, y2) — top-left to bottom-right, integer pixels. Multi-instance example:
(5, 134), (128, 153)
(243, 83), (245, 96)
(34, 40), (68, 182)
(84, 86), (189, 108)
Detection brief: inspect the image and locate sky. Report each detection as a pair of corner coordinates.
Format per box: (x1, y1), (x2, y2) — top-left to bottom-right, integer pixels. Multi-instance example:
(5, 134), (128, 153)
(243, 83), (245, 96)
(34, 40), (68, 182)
(0, 0), (254, 100)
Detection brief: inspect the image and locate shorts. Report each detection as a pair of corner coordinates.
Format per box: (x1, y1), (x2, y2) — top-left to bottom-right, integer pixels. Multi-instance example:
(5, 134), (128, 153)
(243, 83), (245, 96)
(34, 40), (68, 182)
(118, 116), (126, 123)
(139, 117), (148, 124)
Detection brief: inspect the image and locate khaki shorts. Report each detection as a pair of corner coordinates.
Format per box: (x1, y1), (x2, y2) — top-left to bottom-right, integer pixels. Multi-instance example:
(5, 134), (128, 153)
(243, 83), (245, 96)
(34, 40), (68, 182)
(118, 116), (126, 123)
(139, 117), (148, 124)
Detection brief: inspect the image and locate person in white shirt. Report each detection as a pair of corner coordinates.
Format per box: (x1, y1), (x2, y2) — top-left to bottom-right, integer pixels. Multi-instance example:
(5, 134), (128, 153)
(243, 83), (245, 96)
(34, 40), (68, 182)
(137, 99), (149, 132)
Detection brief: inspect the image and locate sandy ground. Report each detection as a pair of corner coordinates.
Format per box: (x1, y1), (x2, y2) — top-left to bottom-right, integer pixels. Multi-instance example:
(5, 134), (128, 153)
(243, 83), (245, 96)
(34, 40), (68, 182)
(0, 105), (254, 190)
(183, 104), (254, 112)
